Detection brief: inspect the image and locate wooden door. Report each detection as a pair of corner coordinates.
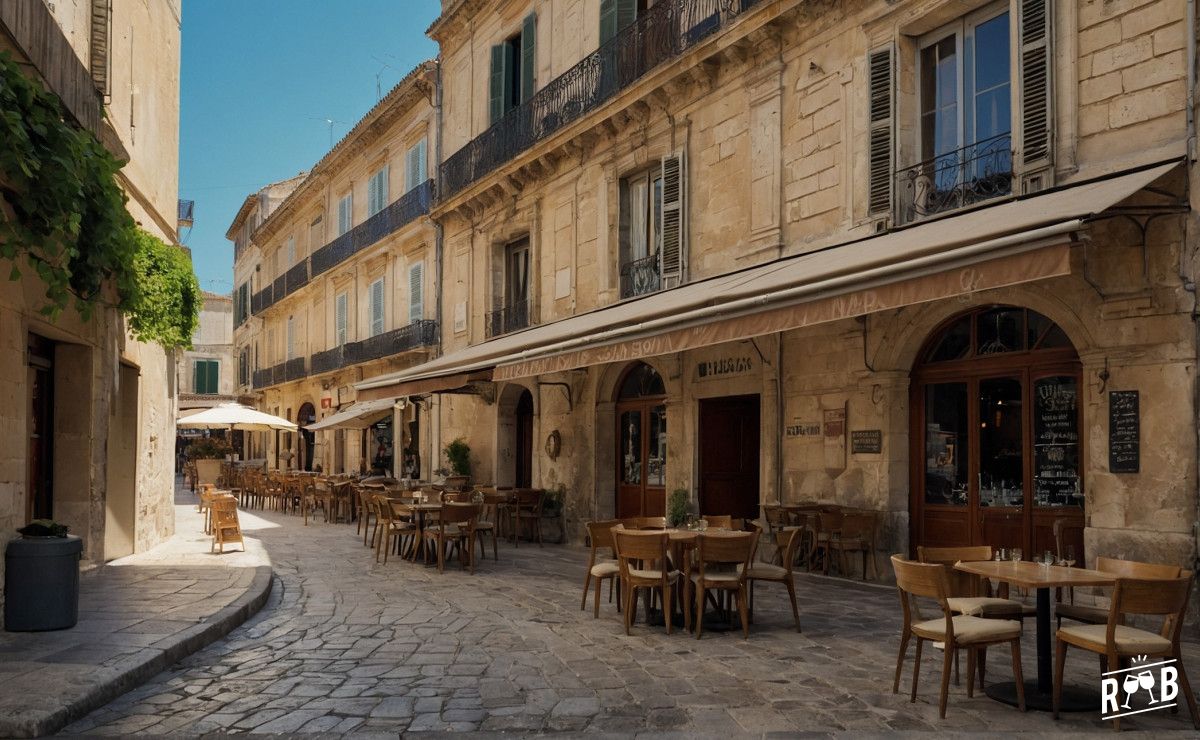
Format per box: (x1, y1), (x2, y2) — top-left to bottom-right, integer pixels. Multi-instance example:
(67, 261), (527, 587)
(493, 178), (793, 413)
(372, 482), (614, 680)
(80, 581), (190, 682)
(698, 395), (760, 520)
(515, 390), (533, 488)
(615, 401), (666, 518)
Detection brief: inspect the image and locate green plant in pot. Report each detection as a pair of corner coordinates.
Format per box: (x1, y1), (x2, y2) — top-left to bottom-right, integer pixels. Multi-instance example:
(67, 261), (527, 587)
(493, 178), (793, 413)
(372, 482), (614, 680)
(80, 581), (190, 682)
(443, 438), (471, 477)
(543, 486), (565, 517)
(185, 436), (233, 460)
(667, 488), (690, 528)
(17, 519), (69, 538)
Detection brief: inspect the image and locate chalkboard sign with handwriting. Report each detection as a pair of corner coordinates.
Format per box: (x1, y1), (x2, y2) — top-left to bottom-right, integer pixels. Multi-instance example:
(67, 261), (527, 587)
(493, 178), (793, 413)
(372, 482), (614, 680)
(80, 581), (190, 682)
(1034, 376), (1082, 507)
(1109, 390), (1139, 474)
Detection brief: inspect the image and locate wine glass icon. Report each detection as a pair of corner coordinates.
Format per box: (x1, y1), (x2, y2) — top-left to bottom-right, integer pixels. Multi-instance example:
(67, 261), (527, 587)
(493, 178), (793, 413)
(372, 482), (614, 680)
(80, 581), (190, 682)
(1138, 670), (1158, 703)
(1122, 673), (1141, 709)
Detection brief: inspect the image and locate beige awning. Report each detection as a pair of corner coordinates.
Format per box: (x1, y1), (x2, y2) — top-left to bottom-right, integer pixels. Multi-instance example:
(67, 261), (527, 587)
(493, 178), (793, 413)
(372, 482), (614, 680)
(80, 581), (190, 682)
(356, 162), (1178, 391)
(306, 398), (397, 431)
(356, 370), (492, 403)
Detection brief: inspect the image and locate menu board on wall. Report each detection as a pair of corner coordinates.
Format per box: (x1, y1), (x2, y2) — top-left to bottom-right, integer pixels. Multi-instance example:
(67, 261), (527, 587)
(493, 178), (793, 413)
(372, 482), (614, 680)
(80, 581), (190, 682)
(1109, 390), (1140, 473)
(1034, 376), (1081, 506)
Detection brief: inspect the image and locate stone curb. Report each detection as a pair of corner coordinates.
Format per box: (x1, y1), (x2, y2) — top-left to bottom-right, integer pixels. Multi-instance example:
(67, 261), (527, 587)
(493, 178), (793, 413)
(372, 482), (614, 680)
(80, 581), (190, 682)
(0, 564), (273, 738)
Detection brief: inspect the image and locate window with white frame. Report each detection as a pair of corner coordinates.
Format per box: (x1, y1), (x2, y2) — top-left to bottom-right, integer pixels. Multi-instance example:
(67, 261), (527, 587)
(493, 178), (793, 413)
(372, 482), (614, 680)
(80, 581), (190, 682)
(335, 292), (348, 345)
(619, 168), (663, 298)
(337, 192), (353, 236)
(368, 278), (385, 337)
(405, 139), (427, 192)
(286, 316), (295, 360)
(367, 165), (389, 216)
(286, 234), (296, 267)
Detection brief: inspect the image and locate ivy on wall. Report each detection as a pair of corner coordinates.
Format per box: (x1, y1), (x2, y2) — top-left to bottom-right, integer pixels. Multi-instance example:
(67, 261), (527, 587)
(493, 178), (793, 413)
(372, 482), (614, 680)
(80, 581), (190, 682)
(0, 51), (199, 348)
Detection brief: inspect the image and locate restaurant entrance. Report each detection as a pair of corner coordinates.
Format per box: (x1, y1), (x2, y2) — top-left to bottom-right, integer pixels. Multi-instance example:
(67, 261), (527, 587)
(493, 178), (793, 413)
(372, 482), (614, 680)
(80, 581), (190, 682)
(615, 363), (666, 519)
(910, 307), (1084, 560)
(297, 402), (316, 471)
(698, 394), (760, 520)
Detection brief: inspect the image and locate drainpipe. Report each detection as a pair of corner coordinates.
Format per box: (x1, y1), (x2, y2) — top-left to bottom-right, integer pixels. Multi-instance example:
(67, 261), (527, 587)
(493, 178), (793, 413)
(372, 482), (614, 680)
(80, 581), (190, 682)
(1187, 0), (1200, 571)
(775, 332), (784, 507)
(1188, 0), (1196, 161)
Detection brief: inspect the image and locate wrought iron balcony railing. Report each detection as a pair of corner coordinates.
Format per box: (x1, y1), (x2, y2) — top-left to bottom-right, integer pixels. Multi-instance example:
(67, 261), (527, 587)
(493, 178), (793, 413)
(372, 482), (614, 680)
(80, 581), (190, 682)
(440, 0), (763, 200)
(251, 180), (434, 316)
(284, 356), (307, 382)
(177, 199), (194, 228)
(619, 253), (662, 299)
(311, 180), (434, 277)
(309, 321), (439, 376)
(251, 367), (271, 390)
(896, 133), (1013, 224)
(486, 300), (531, 338)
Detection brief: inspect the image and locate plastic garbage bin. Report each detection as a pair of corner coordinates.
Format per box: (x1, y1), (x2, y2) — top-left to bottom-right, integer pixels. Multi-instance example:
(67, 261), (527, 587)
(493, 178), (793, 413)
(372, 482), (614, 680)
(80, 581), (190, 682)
(4, 534), (82, 631)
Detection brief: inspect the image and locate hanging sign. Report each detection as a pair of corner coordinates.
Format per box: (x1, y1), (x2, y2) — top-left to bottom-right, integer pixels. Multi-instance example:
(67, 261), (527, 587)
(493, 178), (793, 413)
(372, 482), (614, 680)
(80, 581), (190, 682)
(1109, 390), (1139, 473)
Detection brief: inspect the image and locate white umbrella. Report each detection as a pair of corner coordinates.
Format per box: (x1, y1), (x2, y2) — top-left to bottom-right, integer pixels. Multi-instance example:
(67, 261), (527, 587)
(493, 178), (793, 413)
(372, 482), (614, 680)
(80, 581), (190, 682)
(176, 402), (297, 432)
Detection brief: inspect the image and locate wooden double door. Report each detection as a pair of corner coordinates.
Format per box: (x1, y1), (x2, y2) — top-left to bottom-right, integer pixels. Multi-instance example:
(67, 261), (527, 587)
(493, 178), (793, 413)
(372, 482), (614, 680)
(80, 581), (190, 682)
(907, 307), (1089, 558)
(616, 397), (666, 518)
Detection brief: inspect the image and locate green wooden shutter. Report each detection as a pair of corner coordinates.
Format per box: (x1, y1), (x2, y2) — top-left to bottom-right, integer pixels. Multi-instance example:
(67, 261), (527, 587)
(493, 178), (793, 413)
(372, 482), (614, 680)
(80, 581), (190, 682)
(208, 361), (219, 394)
(617, 0), (637, 32)
(489, 44), (506, 124)
(599, 0), (617, 43)
(867, 46), (894, 217)
(520, 12), (536, 103)
(1018, 0), (1054, 189)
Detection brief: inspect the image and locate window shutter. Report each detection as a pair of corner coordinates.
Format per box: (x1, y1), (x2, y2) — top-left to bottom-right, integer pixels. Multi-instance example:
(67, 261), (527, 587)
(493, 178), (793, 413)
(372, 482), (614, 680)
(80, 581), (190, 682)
(335, 293), (348, 345)
(599, 0), (617, 43)
(617, 0), (637, 32)
(659, 150), (686, 288)
(489, 44), (506, 124)
(367, 173), (379, 215)
(867, 46), (895, 218)
(408, 262), (425, 324)
(286, 317), (295, 359)
(193, 361), (202, 393)
(521, 13), (537, 103)
(416, 139), (427, 184)
(208, 361), (219, 394)
(1018, 0), (1054, 188)
(370, 279), (384, 336)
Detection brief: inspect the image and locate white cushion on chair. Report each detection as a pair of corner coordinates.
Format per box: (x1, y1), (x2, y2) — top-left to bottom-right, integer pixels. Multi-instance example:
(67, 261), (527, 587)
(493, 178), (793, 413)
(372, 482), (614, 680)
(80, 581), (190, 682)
(745, 563), (787, 580)
(628, 567), (679, 582)
(590, 561), (619, 578)
(947, 596), (1026, 618)
(1058, 624), (1172, 654)
(912, 615), (1021, 644)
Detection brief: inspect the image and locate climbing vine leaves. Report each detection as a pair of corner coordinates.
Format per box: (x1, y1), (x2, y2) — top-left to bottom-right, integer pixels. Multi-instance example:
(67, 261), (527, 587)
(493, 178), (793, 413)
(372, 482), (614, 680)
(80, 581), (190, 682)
(0, 51), (199, 348)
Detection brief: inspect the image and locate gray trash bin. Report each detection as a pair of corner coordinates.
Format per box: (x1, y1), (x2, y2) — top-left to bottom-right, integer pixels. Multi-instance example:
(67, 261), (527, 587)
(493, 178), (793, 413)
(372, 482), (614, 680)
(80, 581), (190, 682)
(4, 534), (82, 631)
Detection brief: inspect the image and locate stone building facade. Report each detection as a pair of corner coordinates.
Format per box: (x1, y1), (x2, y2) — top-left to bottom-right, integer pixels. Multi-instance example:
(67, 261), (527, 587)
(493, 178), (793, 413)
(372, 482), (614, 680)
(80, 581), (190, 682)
(178, 292), (237, 412)
(0, 0), (182, 615)
(341, 0), (1200, 574)
(231, 63), (439, 475)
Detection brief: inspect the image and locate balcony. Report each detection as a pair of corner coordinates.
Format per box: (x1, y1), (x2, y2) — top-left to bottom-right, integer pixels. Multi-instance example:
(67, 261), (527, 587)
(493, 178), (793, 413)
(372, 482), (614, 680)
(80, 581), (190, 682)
(896, 134), (1013, 225)
(309, 320), (439, 376)
(487, 300), (531, 338)
(285, 261), (309, 294)
(177, 199), (194, 229)
(284, 356), (307, 382)
(619, 253), (662, 299)
(439, 0), (764, 201)
(311, 180), (434, 277)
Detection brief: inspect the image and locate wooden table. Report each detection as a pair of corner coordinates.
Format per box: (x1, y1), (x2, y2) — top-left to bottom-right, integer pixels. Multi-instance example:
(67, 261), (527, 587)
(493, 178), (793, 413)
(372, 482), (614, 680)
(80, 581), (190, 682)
(956, 560), (1114, 711)
(389, 502), (442, 564)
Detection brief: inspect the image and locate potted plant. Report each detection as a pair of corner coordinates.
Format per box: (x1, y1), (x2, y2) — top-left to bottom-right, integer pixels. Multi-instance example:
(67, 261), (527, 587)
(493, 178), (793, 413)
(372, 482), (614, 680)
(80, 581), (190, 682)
(667, 488), (691, 528)
(187, 436), (232, 487)
(443, 438), (471, 477)
(5, 520), (82, 631)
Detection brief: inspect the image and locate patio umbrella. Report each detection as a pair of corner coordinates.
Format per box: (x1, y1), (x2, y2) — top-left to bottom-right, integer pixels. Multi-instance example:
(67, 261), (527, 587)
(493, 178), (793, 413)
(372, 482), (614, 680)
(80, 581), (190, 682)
(176, 402), (297, 432)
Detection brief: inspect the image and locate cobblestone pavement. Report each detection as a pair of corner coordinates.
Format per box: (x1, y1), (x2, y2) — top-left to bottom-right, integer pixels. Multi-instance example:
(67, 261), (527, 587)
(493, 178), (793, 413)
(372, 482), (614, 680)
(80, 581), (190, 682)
(63, 505), (1200, 736)
(0, 488), (270, 736)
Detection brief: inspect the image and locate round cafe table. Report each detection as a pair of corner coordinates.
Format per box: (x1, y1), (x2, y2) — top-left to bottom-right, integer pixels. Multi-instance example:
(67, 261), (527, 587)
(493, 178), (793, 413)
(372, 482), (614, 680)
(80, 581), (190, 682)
(955, 559), (1115, 711)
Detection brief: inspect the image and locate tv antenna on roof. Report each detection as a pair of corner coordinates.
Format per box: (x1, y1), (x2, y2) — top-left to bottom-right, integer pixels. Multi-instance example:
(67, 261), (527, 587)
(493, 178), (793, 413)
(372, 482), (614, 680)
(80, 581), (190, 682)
(308, 117), (348, 148)
(372, 55), (402, 102)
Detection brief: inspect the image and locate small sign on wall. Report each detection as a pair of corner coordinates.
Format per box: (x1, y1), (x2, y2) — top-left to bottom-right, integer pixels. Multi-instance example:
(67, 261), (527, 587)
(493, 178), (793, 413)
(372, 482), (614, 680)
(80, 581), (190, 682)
(851, 429), (882, 454)
(1109, 390), (1139, 473)
(785, 420), (821, 438)
(695, 356), (754, 381)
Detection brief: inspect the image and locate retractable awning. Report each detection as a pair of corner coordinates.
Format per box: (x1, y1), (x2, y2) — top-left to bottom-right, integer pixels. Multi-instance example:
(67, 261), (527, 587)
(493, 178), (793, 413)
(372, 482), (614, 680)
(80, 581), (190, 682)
(305, 398), (397, 431)
(355, 161), (1178, 396)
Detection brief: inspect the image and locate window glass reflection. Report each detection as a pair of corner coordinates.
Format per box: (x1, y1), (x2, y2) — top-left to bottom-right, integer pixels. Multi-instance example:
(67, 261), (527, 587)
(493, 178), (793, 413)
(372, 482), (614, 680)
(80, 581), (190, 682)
(925, 383), (968, 505)
(620, 410), (642, 485)
(979, 377), (1023, 507)
(1034, 376), (1082, 508)
(647, 405), (666, 487)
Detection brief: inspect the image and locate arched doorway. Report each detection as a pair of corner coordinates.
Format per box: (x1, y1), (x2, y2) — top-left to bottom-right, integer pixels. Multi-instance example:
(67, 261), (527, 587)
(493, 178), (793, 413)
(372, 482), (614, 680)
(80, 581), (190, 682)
(910, 306), (1084, 559)
(515, 389), (534, 487)
(297, 402), (316, 472)
(615, 362), (667, 518)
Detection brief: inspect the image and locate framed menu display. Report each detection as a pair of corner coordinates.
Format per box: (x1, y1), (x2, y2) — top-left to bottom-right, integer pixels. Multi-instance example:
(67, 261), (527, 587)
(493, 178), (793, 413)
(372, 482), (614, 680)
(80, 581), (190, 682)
(1109, 390), (1139, 474)
(1034, 376), (1082, 507)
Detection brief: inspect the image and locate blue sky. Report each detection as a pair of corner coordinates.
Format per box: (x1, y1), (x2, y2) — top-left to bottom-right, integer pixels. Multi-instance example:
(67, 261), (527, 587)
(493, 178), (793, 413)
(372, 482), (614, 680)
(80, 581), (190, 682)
(180, 1), (441, 293)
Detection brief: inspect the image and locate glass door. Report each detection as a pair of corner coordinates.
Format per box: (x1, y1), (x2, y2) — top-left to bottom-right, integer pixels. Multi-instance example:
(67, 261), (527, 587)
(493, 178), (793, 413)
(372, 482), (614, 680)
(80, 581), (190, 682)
(976, 375), (1026, 550)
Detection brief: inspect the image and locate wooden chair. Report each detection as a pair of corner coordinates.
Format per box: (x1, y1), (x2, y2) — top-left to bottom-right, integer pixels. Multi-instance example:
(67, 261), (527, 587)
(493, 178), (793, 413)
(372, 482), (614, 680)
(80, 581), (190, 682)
(691, 530), (756, 639)
(1054, 572), (1198, 730)
(1057, 556), (1182, 628)
(918, 546), (1026, 620)
(891, 555), (1025, 718)
(431, 502), (482, 573)
(474, 492), (504, 561)
(210, 496), (244, 553)
(373, 495), (415, 564)
(356, 485), (378, 546)
(746, 527), (803, 632)
(810, 509), (843, 574)
(512, 489), (544, 547)
(634, 516), (667, 530)
(581, 520), (623, 618)
(701, 514), (733, 530)
(613, 528), (681, 635)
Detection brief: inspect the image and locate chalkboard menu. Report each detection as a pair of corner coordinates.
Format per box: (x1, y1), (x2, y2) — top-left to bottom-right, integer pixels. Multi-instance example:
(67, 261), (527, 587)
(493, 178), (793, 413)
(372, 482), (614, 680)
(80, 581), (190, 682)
(1033, 376), (1081, 507)
(1109, 390), (1140, 473)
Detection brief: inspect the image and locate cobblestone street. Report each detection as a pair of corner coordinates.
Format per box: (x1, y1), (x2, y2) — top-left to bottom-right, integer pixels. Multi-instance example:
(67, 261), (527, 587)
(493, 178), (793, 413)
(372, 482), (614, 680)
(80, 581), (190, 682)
(63, 501), (1200, 736)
